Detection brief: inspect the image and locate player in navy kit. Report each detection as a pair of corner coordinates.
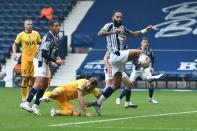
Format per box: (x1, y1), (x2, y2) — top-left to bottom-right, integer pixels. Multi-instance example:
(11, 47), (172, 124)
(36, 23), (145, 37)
(116, 37), (164, 105)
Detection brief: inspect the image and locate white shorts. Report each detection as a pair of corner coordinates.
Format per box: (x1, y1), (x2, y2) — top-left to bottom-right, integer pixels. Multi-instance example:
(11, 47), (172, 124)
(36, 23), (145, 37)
(130, 67), (152, 82)
(104, 68), (112, 81)
(33, 58), (50, 78)
(104, 67), (128, 81)
(109, 50), (129, 77)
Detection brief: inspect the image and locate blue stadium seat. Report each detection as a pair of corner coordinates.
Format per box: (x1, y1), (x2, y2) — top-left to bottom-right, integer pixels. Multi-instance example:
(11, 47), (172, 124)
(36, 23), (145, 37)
(0, 55), (6, 63)
(0, 0), (74, 71)
(71, 32), (96, 48)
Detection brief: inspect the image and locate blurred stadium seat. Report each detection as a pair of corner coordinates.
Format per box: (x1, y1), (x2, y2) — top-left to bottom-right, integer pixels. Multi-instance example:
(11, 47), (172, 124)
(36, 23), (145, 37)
(0, 0), (75, 73)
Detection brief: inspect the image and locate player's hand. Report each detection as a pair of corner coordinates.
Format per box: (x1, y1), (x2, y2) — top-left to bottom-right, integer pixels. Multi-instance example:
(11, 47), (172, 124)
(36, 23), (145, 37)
(145, 25), (153, 32)
(139, 67), (144, 71)
(55, 57), (64, 65)
(113, 28), (122, 34)
(85, 112), (92, 117)
(13, 53), (18, 61)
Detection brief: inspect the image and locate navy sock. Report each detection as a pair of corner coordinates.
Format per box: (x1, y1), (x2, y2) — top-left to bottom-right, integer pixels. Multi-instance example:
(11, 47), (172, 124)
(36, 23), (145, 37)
(34, 88), (45, 105)
(118, 88), (127, 99)
(125, 88), (131, 102)
(149, 88), (154, 98)
(26, 87), (37, 103)
(102, 87), (114, 98)
(101, 87), (107, 95)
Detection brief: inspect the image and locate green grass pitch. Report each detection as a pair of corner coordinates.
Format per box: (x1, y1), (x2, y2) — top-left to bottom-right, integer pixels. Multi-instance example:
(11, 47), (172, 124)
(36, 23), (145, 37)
(0, 87), (197, 131)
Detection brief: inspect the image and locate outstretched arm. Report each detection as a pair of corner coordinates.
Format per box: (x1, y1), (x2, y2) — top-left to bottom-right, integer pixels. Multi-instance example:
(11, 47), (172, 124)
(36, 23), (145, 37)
(77, 89), (92, 116)
(127, 25), (153, 37)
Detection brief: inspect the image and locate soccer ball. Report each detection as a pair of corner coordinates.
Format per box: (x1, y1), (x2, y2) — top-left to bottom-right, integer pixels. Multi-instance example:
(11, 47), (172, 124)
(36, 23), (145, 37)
(138, 54), (150, 68)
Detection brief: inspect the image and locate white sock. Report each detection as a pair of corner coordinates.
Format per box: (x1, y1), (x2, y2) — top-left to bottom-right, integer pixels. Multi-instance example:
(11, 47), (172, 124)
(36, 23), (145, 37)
(102, 87), (107, 92)
(97, 95), (106, 105)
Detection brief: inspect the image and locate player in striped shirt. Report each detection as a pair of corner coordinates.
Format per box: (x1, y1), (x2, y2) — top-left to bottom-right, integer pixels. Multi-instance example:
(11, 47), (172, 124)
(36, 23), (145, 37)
(103, 52), (138, 108)
(20, 20), (64, 115)
(88, 11), (153, 115)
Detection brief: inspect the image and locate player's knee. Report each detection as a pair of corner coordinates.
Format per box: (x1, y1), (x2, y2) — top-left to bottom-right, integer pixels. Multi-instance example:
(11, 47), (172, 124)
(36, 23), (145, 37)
(127, 82), (133, 87)
(72, 111), (81, 116)
(21, 79), (29, 87)
(42, 80), (49, 89)
(113, 82), (121, 89)
(113, 72), (122, 80)
(124, 79), (133, 87)
(22, 77), (29, 82)
(148, 82), (155, 87)
(37, 77), (48, 86)
(34, 81), (44, 88)
(28, 80), (34, 87)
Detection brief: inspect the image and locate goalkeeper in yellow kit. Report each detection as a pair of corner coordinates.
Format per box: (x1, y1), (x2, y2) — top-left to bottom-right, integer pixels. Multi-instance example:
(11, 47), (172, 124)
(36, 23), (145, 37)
(40, 78), (100, 117)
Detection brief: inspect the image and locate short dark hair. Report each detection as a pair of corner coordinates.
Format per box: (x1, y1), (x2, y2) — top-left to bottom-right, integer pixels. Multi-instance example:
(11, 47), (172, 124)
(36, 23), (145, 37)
(142, 37), (148, 41)
(112, 10), (122, 16)
(89, 78), (98, 87)
(25, 18), (32, 22)
(48, 20), (59, 27)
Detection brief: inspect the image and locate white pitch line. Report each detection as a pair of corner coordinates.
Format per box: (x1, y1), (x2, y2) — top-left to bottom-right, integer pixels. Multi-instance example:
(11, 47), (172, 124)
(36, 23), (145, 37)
(65, 126), (197, 131)
(49, 110), (197, 127)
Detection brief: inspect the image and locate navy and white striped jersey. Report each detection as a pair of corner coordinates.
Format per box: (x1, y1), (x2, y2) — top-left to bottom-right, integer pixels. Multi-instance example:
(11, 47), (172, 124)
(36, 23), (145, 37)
(101, 22), (130, 53)
(36, 31), (59, 63)
(132, 46), (155, 70)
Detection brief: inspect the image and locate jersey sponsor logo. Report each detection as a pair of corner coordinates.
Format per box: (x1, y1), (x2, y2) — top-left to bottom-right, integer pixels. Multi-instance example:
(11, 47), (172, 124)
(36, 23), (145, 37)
(42, 71), (46, 75)
(154, 1), (197, 38)
(25, 41), (36, 45)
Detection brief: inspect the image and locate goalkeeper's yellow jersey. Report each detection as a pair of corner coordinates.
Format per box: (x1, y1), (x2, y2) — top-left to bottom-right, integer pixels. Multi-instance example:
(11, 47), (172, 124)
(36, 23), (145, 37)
(57, 79), (100, 100)
(15, 30), (41, 61)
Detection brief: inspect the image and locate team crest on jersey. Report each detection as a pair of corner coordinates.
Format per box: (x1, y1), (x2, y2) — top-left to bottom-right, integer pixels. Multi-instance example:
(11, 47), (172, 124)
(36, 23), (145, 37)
(42, 71), (46, 75)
